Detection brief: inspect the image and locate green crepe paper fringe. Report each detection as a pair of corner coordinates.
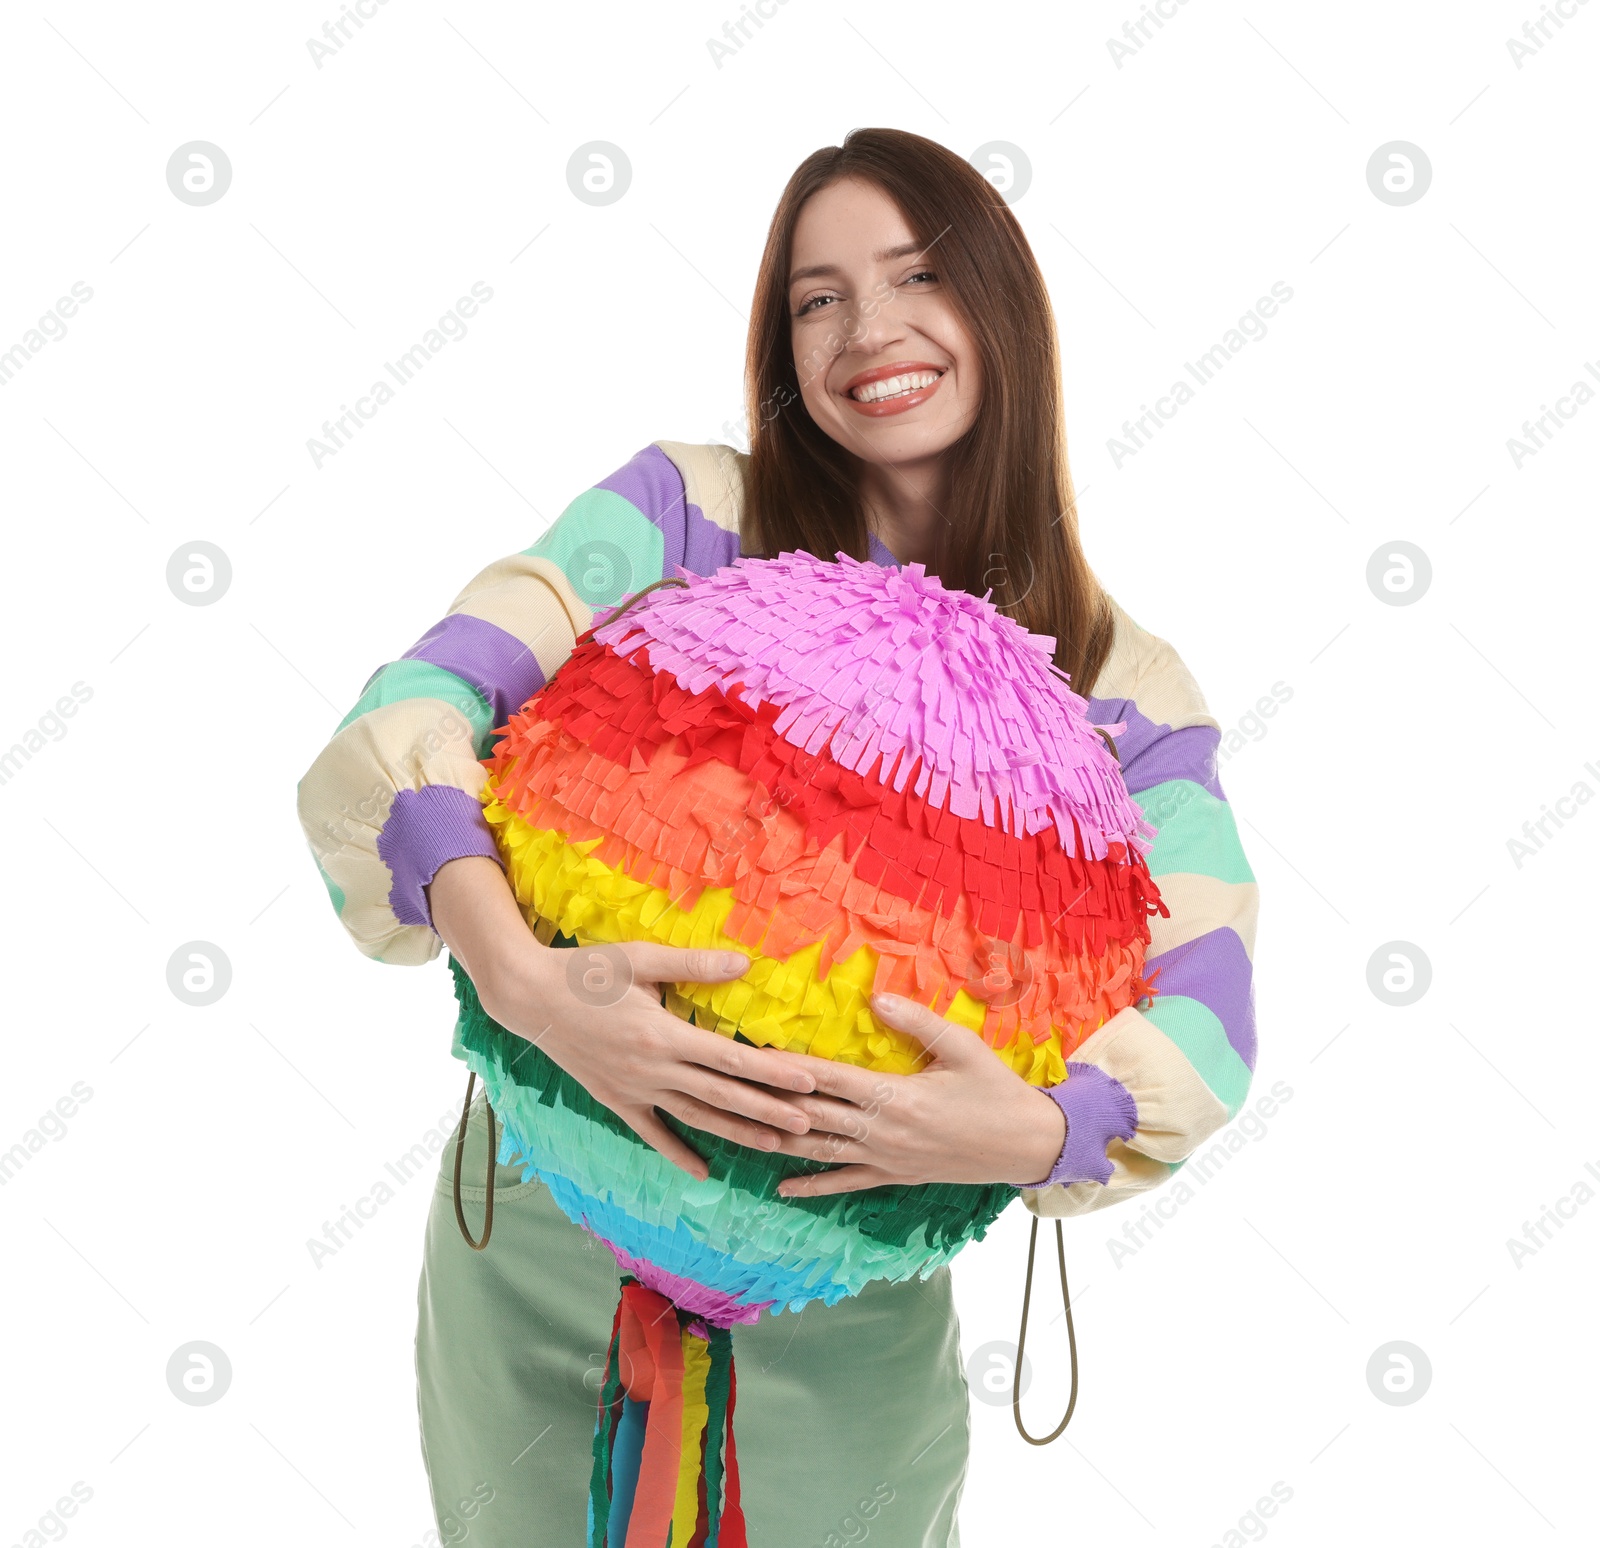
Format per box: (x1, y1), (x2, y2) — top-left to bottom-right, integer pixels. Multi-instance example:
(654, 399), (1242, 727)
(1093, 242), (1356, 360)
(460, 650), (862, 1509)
(447, 952), (1016, 1260)
(463, 1038), (946, 1300)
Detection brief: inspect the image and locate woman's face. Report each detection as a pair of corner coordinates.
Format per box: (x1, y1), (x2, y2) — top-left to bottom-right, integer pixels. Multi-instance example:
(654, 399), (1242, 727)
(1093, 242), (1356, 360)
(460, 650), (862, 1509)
(786, 177), (982, 470)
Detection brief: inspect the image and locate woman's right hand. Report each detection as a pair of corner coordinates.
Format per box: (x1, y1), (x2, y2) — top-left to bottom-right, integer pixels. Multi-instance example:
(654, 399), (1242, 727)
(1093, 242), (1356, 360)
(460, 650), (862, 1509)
(427, 855), (818, 1181)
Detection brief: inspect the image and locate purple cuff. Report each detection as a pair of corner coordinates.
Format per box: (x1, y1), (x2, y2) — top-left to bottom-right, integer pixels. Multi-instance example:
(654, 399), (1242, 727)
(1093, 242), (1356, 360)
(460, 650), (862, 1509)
(376, 785), (504, 931)
(1014, 1061), (1139, 1189)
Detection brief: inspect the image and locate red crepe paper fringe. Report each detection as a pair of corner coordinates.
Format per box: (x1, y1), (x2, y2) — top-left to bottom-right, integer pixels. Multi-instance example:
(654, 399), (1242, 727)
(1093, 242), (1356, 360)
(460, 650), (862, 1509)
(589, 551), (1156, 858)
(492, 639), (1167, 946)
(483, 719), (1164, 1055)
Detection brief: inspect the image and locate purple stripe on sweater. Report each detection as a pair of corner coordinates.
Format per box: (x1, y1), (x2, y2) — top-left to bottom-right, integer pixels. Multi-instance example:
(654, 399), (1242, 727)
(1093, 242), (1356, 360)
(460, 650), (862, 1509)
(1144, 925), (1257, 1071)
(597, 444), (742, 578)
(599, 444), (905, 579)
(377, 785), (503, 929)
(1086, 702), (1225, 801)
(866, 531), (900, 568)
(1016, 1061), (1139, 1189)
(401, 612), (546, 730)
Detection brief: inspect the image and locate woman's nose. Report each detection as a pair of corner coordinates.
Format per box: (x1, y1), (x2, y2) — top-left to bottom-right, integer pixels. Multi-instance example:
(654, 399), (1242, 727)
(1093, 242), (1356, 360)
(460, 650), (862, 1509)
(840, 294), (903, 354)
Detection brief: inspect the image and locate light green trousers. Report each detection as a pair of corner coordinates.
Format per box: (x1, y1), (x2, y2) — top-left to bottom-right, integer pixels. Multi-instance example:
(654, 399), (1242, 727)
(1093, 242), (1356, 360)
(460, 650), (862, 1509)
(415, 1096), (971, 1547)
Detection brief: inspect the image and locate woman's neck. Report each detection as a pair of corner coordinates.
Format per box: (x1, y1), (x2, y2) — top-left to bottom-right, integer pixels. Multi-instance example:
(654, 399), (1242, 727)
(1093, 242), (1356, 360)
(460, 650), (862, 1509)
(858, 455), (949, 568)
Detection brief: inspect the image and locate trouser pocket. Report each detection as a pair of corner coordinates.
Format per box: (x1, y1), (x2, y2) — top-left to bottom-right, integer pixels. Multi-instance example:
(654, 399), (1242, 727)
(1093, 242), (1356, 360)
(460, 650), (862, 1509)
(435, 1085), (545, 1206)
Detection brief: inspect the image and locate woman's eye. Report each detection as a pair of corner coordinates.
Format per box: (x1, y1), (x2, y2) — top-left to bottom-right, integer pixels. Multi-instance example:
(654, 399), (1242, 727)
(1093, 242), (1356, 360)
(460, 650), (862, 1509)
(795, 270), (935, 317)
(800, 270), (934, 316)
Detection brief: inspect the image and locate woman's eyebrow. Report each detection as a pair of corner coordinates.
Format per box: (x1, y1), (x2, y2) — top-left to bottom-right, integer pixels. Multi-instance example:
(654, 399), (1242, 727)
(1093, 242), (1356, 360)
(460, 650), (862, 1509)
(788, 240), (928, 288)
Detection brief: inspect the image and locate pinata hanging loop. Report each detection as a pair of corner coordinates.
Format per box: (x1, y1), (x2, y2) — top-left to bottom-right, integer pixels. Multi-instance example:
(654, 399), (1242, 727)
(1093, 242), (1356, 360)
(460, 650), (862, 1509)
(574, 576), (691, 646)
(451, 1069), (498, 1251)
(1013, 1216), (1079, 1445)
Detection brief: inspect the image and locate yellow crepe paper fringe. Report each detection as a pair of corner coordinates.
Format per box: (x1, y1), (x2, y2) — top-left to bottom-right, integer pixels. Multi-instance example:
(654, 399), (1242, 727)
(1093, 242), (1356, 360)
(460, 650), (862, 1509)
(485, 798), (1125, 1086)
(487, 718), (1153, 1056)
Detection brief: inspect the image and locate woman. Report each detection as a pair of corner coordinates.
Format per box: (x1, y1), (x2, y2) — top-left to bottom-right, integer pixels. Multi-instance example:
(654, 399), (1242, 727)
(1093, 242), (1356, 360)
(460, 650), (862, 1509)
(297, 128), (1258, 1546)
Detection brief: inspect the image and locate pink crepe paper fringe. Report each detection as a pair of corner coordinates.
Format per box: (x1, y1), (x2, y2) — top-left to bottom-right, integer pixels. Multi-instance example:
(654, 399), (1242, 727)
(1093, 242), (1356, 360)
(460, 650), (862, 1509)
(595, 551), (1155, 861)
(589, 1226), (777, 1331)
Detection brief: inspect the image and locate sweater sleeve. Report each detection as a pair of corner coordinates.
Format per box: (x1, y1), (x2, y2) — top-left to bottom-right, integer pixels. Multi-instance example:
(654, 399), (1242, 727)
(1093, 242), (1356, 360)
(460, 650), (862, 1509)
(295, 442), (742, 965)
(1014, 620), (1259, 1216)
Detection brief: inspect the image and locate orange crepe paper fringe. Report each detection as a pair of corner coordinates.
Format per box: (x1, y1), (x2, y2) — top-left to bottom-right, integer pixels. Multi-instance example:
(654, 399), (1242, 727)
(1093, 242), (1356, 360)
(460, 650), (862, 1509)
(483, 727), (1164, 1057)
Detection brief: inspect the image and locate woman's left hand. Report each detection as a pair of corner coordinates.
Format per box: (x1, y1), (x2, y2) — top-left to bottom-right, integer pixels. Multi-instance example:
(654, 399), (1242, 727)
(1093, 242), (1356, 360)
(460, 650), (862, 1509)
(763, 992), (1068, 1197)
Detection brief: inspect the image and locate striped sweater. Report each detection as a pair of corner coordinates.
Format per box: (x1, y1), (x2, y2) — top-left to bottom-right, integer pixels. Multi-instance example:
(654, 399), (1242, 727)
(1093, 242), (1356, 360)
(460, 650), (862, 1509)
(296, 441), (1259, 1218)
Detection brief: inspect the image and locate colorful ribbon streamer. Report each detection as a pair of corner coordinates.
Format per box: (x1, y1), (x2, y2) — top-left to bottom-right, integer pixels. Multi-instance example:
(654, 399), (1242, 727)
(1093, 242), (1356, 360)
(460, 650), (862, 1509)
(589, 1278), (746, 1547)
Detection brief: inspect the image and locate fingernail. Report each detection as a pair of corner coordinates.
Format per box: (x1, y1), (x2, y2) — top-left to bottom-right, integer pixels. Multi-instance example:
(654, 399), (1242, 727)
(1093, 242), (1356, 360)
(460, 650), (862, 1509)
(720, 952), (749, 974)
(871, 992), (903, 1013)
(791, 1075), (816, 1092)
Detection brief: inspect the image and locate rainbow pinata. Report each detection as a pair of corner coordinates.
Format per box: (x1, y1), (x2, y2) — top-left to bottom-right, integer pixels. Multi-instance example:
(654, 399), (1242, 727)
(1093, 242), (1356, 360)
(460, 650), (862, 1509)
(448, 551), (1166, 1545)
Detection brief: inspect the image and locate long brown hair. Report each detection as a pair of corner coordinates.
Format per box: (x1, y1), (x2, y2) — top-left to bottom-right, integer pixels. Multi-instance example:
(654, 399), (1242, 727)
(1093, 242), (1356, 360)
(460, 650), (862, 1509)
(743, 127), (1116, 696)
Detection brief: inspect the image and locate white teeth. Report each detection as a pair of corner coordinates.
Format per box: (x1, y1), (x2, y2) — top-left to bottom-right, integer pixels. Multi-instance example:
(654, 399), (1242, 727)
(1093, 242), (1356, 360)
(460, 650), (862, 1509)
(851, 369), (942, 403)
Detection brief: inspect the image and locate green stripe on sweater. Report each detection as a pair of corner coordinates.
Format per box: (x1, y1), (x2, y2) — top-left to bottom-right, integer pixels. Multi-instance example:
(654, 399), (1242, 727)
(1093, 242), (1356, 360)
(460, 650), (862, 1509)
(335, 661), (495, 755)
(1140, 993), (1253, 1116)
(1136, 779), (1255, 885)
(523, 488), (666, 605)
(313, 855), (346, 918)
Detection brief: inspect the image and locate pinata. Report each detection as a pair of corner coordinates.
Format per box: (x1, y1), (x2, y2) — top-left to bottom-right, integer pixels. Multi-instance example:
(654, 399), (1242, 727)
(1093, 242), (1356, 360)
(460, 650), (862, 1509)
(446, 550), (1166, 1545)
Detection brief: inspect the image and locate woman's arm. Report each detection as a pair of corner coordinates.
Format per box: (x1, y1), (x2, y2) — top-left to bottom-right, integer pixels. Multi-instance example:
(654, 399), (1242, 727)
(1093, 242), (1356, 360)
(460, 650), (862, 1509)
(1014, 623), (1259, 1214)
(296, 544), (596, 966)
(757, 620), (1258, 1203)
(298, 443), (824, 1168)
(295, 442), (740, 965)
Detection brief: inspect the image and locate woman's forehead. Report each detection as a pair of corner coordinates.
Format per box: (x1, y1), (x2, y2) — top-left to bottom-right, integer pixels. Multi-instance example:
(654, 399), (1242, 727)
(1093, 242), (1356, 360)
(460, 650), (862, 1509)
(788, 181), (918, 282)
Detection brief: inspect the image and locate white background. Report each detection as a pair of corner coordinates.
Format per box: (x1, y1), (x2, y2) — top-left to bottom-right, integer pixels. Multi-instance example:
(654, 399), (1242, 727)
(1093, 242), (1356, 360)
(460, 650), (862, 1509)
(2, 2), (1596, 1545)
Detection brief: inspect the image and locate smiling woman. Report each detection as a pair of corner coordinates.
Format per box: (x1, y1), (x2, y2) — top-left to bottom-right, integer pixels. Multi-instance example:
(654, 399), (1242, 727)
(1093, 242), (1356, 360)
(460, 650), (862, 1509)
(784, 190), (984, 507)
(744, 139), (1117, 705)
(296, 126), (1259, 1547)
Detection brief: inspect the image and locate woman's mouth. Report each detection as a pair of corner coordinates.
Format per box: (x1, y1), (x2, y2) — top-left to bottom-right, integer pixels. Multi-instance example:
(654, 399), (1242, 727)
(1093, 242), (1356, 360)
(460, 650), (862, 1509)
(841, 364), (947, 418)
